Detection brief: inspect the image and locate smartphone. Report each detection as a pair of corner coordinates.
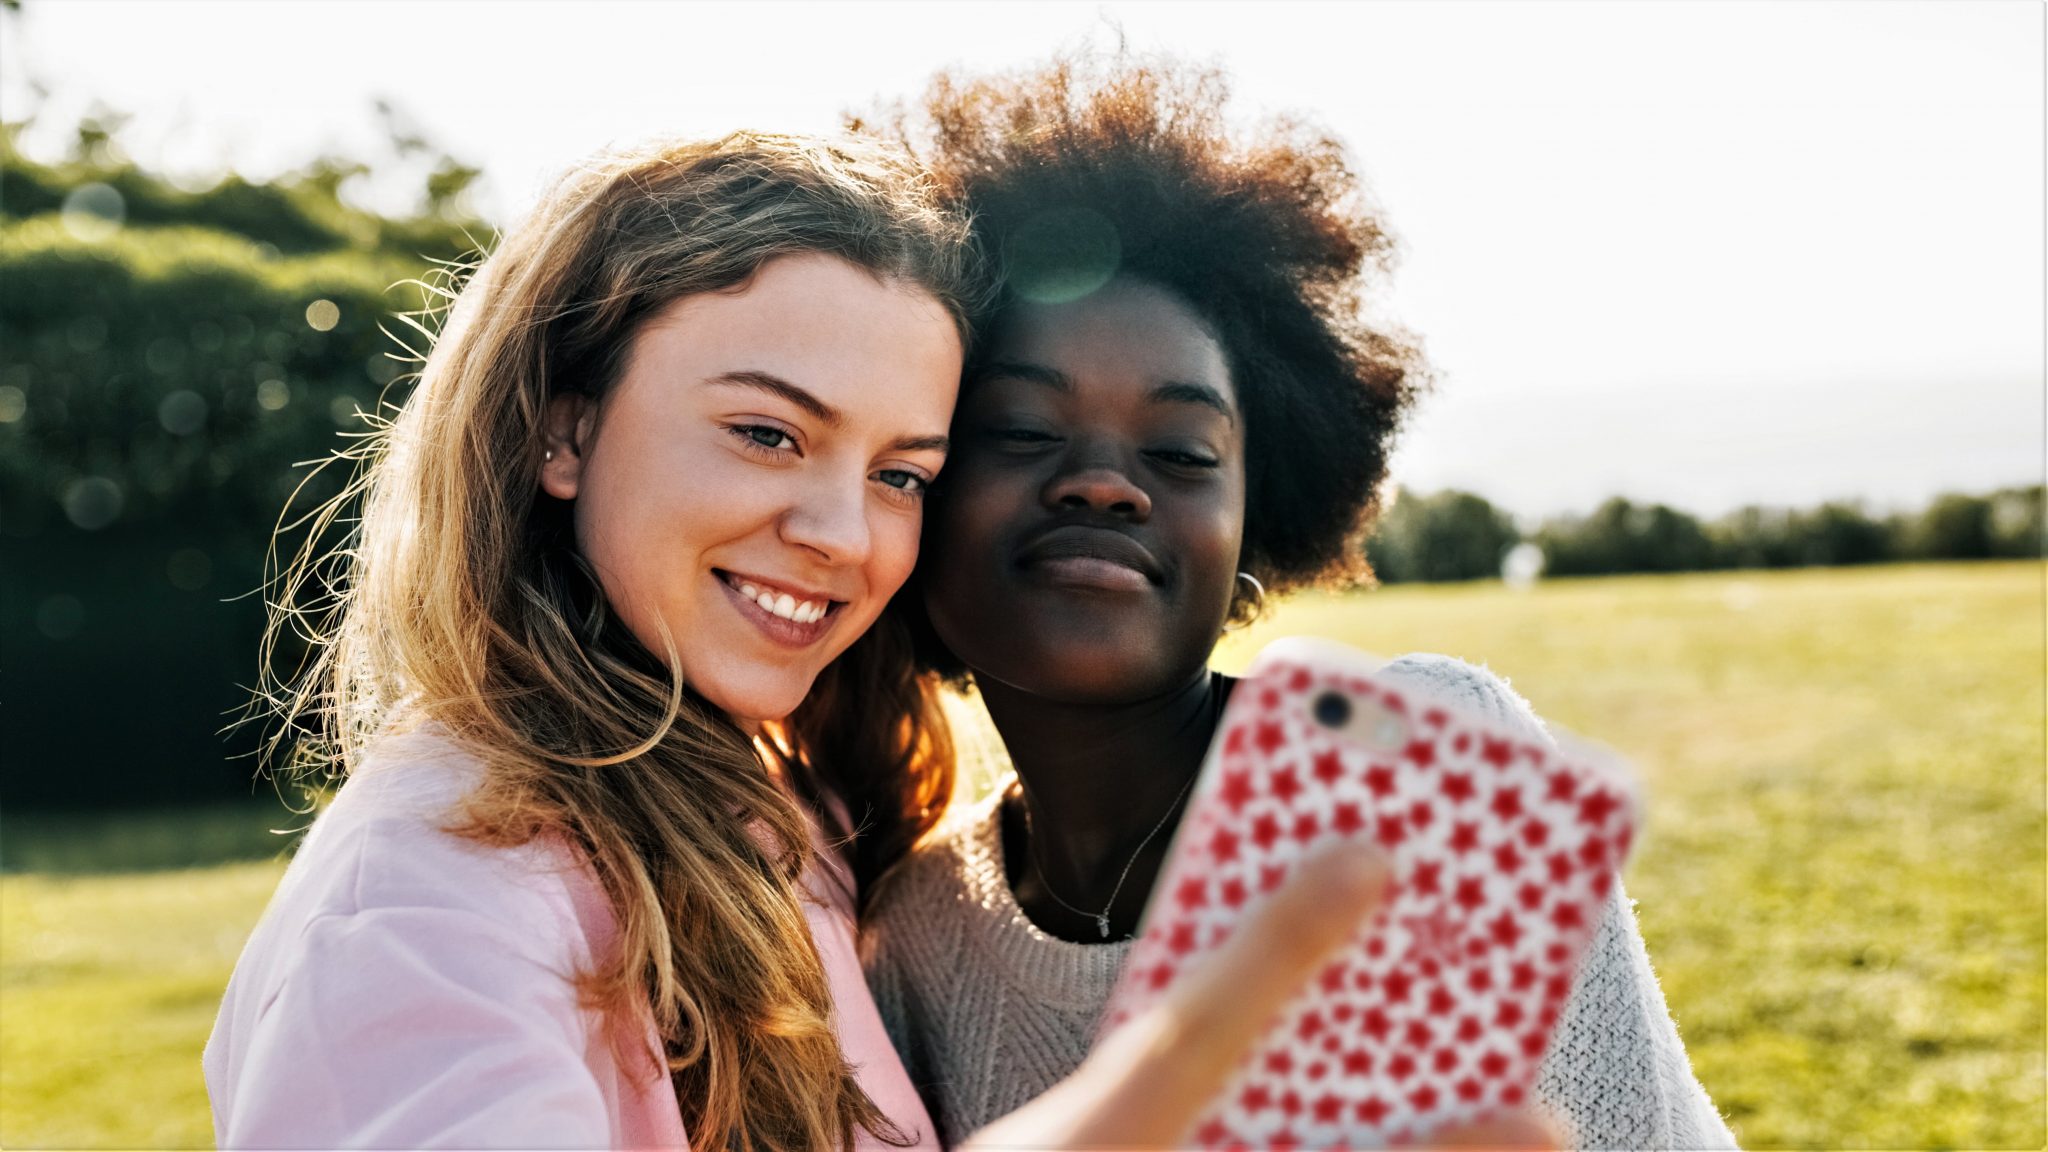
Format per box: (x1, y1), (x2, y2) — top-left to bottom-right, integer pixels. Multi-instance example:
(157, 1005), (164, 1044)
(1096, 637), (1640, 1148)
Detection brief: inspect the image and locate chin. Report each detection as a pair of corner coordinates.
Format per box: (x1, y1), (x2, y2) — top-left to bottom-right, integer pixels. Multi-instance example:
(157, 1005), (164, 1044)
(692, 675), (818, 730)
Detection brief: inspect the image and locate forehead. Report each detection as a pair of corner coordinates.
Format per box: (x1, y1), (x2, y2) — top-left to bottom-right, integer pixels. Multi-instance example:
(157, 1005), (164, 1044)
(981, 277), (1234, 406)
(628, 252), (961, 425)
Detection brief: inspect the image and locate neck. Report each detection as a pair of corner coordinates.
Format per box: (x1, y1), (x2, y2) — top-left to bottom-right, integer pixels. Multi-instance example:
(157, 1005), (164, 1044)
(982, 667), (1232, 942)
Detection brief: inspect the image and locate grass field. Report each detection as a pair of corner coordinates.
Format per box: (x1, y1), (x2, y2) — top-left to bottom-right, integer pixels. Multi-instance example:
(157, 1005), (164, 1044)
(2, 561), (2041, 1148)
(1214, 561), (2047, 1149)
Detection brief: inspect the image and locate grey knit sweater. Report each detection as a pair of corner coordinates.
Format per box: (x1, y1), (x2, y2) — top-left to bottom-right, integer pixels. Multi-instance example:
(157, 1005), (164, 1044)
(862, 653), (1739, 1149)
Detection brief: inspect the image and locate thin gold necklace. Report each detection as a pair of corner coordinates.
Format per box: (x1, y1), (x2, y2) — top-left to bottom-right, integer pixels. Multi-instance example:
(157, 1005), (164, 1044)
(1019, 770), (1199, 940)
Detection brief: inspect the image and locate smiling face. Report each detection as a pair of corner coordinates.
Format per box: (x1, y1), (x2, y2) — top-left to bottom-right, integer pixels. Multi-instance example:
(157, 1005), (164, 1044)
(922, 276), (1247, 703)
(540, 252), (963, 726)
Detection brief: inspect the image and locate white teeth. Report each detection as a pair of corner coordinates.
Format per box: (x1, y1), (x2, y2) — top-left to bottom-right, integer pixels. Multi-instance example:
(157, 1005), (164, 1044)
(730, 574), (828, 624)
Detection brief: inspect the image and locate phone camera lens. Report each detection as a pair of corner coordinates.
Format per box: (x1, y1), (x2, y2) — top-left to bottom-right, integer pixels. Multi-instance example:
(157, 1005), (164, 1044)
(1312, 691), (1351, 729)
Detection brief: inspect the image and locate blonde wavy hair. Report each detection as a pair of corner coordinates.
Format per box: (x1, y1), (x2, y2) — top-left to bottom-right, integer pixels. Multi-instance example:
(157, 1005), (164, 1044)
(261, 132), (985, 1152)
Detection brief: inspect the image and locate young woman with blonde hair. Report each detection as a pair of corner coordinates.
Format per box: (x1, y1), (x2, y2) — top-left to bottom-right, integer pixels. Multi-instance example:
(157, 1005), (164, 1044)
(202, 130), (1451, 1150)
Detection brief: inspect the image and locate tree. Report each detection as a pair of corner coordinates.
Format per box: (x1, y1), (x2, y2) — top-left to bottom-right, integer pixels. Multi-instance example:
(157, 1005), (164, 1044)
(0, 116), (485, 809)
(1909, 493), (1995, 561)
(1365, 488), (1521, 584)
(1793, 502), (1892, 566)
(1534, 498), (1713, 577)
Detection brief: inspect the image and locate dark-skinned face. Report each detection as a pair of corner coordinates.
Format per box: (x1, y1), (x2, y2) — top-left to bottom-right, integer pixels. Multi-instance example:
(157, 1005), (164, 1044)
(922, 276), (1247, 704)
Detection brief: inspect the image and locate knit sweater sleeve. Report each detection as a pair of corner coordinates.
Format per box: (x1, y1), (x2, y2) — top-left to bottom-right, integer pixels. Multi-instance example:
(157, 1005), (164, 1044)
(1379, 654), (1738, 1150)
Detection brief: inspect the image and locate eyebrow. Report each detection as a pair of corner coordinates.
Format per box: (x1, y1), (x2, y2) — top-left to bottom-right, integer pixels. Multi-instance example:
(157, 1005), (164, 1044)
(706, 370), (842, 428)
(978, 360), (1072, 393)
(980, 359), (1236, 423)
(890, 433), (951, 454)
(1148, 381), (1235, 422)
(707, 369), (948, 455)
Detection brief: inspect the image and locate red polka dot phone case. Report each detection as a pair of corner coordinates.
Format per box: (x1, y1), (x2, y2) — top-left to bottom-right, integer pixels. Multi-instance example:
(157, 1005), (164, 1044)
(1097, 639), (1640, 1148)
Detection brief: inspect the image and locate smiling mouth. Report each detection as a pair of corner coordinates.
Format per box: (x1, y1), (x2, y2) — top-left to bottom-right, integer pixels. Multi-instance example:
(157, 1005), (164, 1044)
(714, 570), (845, 646)
(1028, 554), (1154, 592)
(716, 570), (838, 623)
(1015, 528), (1162, 593)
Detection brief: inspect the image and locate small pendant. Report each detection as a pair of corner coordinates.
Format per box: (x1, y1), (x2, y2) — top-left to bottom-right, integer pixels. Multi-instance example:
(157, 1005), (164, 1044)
(1096, 914), (1111, 939)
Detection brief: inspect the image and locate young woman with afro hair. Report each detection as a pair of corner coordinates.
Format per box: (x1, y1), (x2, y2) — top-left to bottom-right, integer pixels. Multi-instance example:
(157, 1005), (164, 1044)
(860, 58), (1739, 1150)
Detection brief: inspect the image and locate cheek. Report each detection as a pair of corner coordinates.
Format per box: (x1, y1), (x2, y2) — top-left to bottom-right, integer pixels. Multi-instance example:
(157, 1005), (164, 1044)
(570, 437), (737, 625)
(927, 468), (1017, 565)
(1182, 495), (1249, 603)
(869, 507), (927, 599)
(1204, 502), (1247, 566)
(571, 491), (670, 650)
(1213, 471), (1250, 564)
(921, 496), (973, 573)
(570, 475), (638, 598)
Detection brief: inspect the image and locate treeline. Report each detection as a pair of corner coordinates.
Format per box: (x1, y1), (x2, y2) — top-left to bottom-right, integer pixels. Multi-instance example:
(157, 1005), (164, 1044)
(1365, 486), (2046, 584)
(1, 116), (486, 808)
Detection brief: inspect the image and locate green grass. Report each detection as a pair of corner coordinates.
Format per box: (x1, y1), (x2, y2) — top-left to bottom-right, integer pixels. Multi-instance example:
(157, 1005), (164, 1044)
(2, 562), (2040, 1148)
(1, 861), (285, 1149)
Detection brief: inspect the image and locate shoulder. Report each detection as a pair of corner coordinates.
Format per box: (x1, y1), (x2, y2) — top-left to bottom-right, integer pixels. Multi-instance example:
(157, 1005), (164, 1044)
(1377, 652), (1550, 745)
(1539, 878), (1740, 1147)
(864, 793), (991, 935)
(861, 790), (1007, 986)
(860, 797), (989, 1050)
(207, 731), (635, 1143)
(257, 728), (601, 971)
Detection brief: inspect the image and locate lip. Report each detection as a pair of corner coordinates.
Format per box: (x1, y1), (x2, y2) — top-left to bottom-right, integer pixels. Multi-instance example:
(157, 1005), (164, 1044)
(714, 569), (845, 649)
(1015, 525), (1164, 592)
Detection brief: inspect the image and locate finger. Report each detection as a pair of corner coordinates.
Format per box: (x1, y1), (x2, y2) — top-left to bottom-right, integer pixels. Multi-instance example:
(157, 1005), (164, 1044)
(1415, 1108), (1560, 1150)
(1081, 841), (1393, 1145)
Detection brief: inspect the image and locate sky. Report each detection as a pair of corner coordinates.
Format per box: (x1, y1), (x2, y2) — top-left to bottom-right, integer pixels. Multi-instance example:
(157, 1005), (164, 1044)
(2, 0), (2040, 522)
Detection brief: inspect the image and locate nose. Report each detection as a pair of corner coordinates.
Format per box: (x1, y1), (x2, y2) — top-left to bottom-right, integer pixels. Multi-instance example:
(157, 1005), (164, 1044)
(779, 469), (873, 566)
(1041, 450), (1152, 520)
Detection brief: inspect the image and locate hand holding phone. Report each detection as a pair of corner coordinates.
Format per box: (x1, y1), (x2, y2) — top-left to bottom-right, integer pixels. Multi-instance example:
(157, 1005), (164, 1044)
(964, 842), (1558, 1152)
(1097, 638), (1639, 1148)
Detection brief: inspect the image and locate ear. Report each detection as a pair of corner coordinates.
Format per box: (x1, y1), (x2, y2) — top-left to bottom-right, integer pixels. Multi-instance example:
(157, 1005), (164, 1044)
(539, 392), (597, 501)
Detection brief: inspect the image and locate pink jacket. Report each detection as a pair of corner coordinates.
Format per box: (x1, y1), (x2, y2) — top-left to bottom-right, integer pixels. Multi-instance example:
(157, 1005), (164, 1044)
(204, 727), (940, 1150)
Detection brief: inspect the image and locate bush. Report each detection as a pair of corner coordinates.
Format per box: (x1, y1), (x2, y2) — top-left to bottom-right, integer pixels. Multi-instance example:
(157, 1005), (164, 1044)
(0, 218), (433, 531)
(1534, 498), (1715, 577)
(1366, 488), (1520, 583)
(1710, 501), (1895, 569)
(1, 144), (483, 261)
(1905, 493), (1994, 561)
(1, 138), (478, 809)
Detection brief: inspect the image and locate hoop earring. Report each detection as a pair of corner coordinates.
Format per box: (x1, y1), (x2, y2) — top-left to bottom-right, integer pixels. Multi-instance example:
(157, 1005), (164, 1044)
(1225, 571), (1266, 632)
